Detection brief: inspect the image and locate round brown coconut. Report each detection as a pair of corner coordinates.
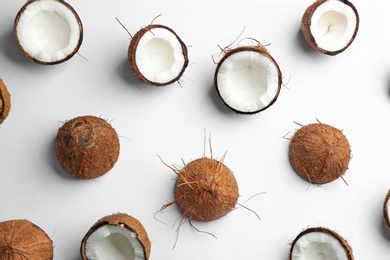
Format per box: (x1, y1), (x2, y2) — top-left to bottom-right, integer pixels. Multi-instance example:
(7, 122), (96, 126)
(81, 213), (151, 260)
(301, 0), (359, 55)
(0, 219), (53, 259)
(55, 115), (120, 179)
(214, 45), (282, 114)
(128, 24), (189, 86)
(383, 189), (390, 229)
(289, 122), (351, 185)
(0, 79), (11, 124)
(14, 0), (83, 65)
(174, 157), (239, 222)
(289, 227), (353, 260)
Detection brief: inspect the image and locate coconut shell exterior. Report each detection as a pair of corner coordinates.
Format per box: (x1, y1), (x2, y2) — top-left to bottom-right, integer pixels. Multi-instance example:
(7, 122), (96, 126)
(14, 0), (83, 65)
(81, 213), (151, 260)
(55, 115), (120, 179)
(0, 79), (11, 124)
(289, 227), (353, 260)
(0, 219), (53, 259)
(289, 123), (351, 185)
(384, 190), (390, 229)
(128, 24), (189, 86)
(301, 0), (359, 55)
(175, 157), (239, 222)
(214, 45), (282, 114)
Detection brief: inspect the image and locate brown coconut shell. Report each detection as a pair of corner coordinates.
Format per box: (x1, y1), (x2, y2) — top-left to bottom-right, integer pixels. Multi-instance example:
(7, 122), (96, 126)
(383, 190), (390, 229)
(289, 227), (353, 260)
(301, 0), (359, 55)
(14, 0), (83, 65)
(289, 122), (351, 185)
(0, 79), (11, 124)
(175, 157), (239, 222)
(128, 24), (189, 86)
(55, 115), (120, 179)
(0, 219), (53, 259)
(81, 213), (151, 260)
(214, 45), (282, 114)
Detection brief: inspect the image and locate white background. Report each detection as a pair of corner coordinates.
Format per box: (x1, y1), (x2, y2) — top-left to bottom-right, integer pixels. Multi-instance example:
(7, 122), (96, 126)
(1, 0), (390, 259)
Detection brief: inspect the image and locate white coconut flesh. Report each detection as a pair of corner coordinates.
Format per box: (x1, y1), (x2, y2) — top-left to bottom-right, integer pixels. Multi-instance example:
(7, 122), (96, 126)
(291, 231), (348, 260)
(216, 50), (279, 113)
(310, 1), (357, 52)
(135, 28), (186, 84)
(85, 224), (145, 260)
(386, 196), (390, 221)
(15, 0), (81, 63)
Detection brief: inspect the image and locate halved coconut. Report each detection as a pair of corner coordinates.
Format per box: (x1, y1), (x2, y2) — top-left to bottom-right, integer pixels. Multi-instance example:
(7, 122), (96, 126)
(128, 24), (189, 86)
(214, 45), (282, 114)
(0, 219), (53, 259)
(81, 213), (151, 260)
(14, 0), (83, 64)
(0, 79), (11, 124)
(289, 227), (353, 260)
(301, 0), (359, 55)
(383, 190), (390, 229)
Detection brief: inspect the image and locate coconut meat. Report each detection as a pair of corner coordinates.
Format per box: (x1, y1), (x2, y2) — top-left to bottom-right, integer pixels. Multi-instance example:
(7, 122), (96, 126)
(216, 50), (279, 113)
(310, 0), (357, 52)
(85, 224), (145, 260)
(291, 231), (348, 260)
(135, 28), (186, 84)
(386, 196), (390, 220)
(15, 0), (81, 63)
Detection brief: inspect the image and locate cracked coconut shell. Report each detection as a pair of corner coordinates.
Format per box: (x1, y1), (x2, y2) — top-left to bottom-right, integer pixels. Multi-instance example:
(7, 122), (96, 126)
(175, 157), (239, 222)
(0, 219), (53, 259)
(383, 190), (390, 229)
(0, 79), (11, 124)
(289, 123), (351, 184)
(55, 115), (120, 179)
(81, 213), (151, 260)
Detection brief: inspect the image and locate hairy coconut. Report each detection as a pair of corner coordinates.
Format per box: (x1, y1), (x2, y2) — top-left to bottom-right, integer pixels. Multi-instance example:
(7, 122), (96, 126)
(55, 115), (120, 179)
(14, 0), (83, 64)
(0, 79), (11, 124)
(301, 0), (359, 55)
(289, 227), (353, 260)
(289, 122), (351, 184)
(172, 157), (239, 222)
(384, 190), (390, 229)
(0, 219), (53, 259)
(214, 45), (282, 114)
(81, 213), (151, 260)
(128, 24), (189, 86)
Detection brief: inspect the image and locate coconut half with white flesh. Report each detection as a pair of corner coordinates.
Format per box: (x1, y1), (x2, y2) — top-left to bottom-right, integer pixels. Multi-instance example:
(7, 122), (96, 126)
(214, 45), (282, 114)
(301, 0), (359, 55)
(290, 227), (353, 260)
(14, 0), (83, 64)
(128, 24), (189, 86)
(81, 213), (151, 260)
(383, 190), (390, 229)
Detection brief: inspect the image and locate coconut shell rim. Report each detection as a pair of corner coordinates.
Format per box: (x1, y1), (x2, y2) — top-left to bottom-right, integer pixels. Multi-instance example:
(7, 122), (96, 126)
(14, 0), (84, 65)
(214, 45), (282, 115)
(383, 190), (390, 229)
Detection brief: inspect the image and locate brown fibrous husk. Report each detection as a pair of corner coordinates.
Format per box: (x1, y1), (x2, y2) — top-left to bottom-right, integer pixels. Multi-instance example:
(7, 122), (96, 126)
(14, 0), (83, 65)
(301, 0), (359, 55)
(128, 24), (189, 86)
(0, 79), (11, 124)
(383, 190), (390, 229)
(173, 157), (239, 222)
(289, 227), (354, 260)
(80, 213), (151, 260)
(214, 45), (282, 114)
(289, 122), (351, 184)
(0, 219), (53, 259)
(55, 115), (120, 179)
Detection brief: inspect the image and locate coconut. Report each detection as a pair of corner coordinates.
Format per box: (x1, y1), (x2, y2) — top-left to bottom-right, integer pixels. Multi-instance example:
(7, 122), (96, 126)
(214, 45), (282, 114)
(14, 0), (83, 64)
(0, 219), (53, 259)
(81, 213), (151, 260)
(55, 115), (120, 179)
(301, 0), (359, 55)
(383, 190), (390, 229)
(289, 227), (353, 260)
(0, 79), (11, 124)
(289, 122), (351, 185)
(128, 24), (189, 86)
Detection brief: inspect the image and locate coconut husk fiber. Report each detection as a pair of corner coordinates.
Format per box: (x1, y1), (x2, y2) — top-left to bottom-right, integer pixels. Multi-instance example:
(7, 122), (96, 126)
(0, 79), (11, 124)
